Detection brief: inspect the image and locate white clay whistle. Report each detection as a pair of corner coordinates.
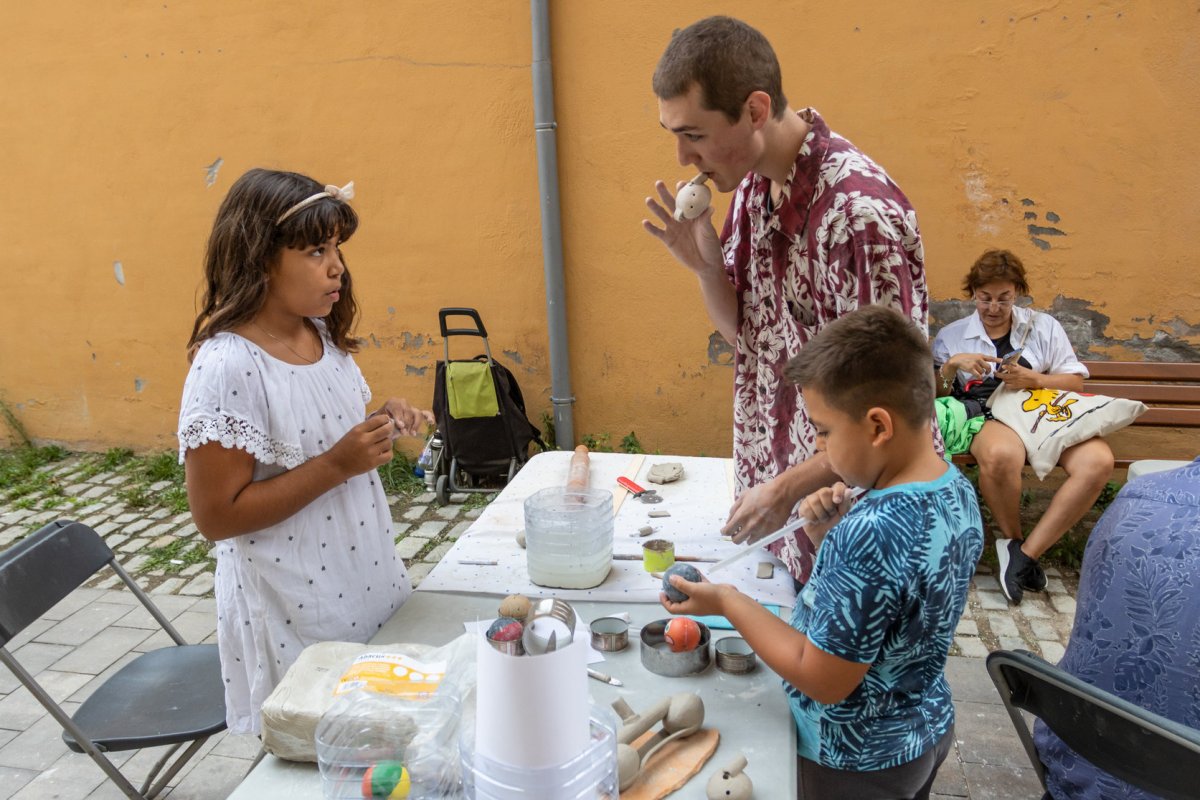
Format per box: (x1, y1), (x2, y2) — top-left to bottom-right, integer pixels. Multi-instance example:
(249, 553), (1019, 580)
(673, 173), (712, 221)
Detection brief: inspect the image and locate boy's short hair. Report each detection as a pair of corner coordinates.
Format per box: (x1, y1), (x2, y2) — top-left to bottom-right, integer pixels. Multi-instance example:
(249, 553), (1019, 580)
(652, 16), (788, 122)
(783, 306), (934, 428)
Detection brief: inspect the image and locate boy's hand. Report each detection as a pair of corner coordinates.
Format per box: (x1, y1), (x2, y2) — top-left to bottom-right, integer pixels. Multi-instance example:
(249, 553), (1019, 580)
(659, 572), (730, 617)
(797, 482), (854, 548)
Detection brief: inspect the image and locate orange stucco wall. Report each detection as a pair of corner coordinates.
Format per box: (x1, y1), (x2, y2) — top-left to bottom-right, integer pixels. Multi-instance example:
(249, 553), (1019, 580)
(2, 2), (1197, 456)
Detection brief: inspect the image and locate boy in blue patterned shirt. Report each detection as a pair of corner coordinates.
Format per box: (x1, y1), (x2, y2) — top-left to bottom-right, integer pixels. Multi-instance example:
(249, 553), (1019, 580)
(663, 305), (983, 799)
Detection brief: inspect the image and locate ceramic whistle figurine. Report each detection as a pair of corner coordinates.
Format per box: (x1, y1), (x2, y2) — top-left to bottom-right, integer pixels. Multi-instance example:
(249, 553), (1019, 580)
(673, 174), (712, 221)
(706, 752), (752, 800)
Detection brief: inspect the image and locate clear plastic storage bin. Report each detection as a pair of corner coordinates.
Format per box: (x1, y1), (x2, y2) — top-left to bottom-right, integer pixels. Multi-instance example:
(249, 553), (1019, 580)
(524, 487), (613, 589)
(459, 705), (619, 800)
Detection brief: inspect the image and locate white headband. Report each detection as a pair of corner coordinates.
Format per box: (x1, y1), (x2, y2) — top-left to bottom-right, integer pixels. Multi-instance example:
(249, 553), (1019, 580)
(276, 181), (355, 225)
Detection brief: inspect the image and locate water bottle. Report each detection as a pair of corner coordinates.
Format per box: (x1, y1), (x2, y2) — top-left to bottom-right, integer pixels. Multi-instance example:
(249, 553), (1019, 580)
(416, 433), (436, 471)
(420, 432), (444, 490)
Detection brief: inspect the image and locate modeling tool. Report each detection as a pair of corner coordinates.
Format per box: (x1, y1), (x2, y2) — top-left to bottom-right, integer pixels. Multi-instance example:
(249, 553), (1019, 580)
(708, 487), (866, 574)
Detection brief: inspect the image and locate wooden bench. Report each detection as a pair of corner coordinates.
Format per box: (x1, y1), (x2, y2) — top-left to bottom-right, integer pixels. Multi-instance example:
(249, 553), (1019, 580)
(950, 360), (1200, 470)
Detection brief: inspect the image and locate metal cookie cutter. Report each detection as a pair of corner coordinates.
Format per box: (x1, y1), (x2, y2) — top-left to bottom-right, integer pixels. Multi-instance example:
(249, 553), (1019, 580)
(617, 476), (663, 504)
(522, 598), (577, 655)
(590, 616), (630, 652)
(486, 621), (525, 656)
(640, 619), (711, 676)
(714, 636), (757, 674)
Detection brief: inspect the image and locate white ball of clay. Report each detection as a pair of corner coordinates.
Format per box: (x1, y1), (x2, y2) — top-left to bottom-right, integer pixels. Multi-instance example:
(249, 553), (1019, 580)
(673, 182), (712, 221)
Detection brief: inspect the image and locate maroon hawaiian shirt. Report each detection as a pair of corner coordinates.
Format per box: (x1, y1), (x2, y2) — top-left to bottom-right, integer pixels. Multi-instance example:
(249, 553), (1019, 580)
(720, 108), (929, 583)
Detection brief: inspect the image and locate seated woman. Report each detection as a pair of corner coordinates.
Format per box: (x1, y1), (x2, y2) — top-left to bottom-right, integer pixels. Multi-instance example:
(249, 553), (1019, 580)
(932, 249), (1114, 605)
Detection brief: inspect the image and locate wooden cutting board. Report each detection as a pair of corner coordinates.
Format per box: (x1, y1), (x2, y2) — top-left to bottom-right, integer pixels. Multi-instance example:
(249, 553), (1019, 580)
(621, 727), (720, 800)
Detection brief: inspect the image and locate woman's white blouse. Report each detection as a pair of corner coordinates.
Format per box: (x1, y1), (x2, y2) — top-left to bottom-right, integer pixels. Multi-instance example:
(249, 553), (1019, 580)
(932, 305), (1088, 385)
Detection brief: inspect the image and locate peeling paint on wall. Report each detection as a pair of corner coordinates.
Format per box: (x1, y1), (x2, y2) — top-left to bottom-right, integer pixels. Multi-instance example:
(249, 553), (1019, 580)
(707, 332), (734, 366)
(204, 157), (223, 187)
(931, 297), (1200, 362)
(503, 349), (523, 364)
(134, 378), (146, 392)
(1019, 199), (1069, 251)
(405, 365), (428, 376)
(400, 332), (429, 350)
(113, 261), (125, 286)
(961, 164), (1004, 236)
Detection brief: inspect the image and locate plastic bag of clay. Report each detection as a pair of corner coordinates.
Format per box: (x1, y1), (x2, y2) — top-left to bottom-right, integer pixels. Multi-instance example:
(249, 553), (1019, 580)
(262, 632), (476, 762)
(316, 688), (463, 799)
(315, 633), (477, 798)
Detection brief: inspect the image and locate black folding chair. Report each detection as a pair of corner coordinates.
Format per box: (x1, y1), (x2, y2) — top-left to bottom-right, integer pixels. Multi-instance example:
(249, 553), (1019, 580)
(986, 649), (1200, 800)
(0, 520), (226, 800)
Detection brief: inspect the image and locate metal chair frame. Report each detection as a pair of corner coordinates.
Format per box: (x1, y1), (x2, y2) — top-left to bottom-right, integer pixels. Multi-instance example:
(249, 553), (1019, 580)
(0, 520), (226, 800)
(986, 649), (1200, 800)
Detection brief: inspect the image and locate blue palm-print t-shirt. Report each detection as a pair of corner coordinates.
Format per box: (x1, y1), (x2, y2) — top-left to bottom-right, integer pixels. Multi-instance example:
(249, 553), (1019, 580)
(789, 466), (983, 771)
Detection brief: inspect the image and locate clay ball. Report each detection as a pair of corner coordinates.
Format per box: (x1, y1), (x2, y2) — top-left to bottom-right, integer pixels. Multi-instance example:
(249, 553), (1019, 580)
(361, 760), (410, 798)
(662, 563), (702, 603)
(486, 616), (524, 642)
(498, 593), (531, 619)
(664, 617), (703, 653)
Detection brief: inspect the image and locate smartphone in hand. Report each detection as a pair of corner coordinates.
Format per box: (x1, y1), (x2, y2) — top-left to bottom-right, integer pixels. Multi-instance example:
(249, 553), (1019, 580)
(998, 348), (1023, 372)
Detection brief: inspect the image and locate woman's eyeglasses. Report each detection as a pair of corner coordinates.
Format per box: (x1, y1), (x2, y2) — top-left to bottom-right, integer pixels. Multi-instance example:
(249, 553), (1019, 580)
(974, 295), (1016, 310)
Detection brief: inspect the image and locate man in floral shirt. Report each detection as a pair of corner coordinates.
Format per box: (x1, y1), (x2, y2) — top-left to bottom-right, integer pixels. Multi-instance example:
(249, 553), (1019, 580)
(643, 16), (930, 584)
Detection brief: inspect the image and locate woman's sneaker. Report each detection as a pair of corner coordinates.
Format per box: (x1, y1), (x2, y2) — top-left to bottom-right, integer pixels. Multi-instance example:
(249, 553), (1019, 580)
(1023, 559), (1048, 592)
(996, 539), (1041, 605)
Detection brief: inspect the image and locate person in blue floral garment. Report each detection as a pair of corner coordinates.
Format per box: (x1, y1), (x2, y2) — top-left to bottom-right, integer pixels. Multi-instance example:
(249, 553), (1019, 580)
(1034, 458), (1200, 799)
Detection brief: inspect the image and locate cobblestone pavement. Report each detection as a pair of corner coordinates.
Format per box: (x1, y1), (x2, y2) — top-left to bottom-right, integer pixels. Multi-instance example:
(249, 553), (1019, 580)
(0, 454), (1074, 799)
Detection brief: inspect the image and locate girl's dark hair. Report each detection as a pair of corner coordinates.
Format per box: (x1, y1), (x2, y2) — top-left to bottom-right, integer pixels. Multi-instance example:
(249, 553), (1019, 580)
(962, 248), (1030, 297)
(784, 305), (934, 428)
(187, 168), (360, 359)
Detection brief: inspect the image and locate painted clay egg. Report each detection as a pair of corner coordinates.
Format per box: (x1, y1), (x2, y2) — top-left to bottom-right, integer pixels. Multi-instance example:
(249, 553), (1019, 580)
(486, 616), (524, 642)
(498, 593), (531, 619)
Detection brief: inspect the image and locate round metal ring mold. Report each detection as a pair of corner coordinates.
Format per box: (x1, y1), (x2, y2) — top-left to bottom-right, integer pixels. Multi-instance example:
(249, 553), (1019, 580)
(714, 636), (757, 674)
(640, 618), (711, 677)
(589, 616), (629, 652)
(486, 633), (525, 656)
(522, 598), (577, 655)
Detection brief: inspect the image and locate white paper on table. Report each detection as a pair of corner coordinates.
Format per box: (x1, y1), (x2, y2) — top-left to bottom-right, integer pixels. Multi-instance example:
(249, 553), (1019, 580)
(474, 631), (590, 769)
(463, 617), (606, 664)
(419, 452), (798, 607)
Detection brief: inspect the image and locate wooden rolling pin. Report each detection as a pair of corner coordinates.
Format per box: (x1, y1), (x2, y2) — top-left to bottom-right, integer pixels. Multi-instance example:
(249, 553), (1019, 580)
(567, 445), (590, 490)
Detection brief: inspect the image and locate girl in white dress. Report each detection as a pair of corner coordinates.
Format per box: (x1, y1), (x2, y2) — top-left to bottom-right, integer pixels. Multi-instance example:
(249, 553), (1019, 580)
(177, 168), (430, 734)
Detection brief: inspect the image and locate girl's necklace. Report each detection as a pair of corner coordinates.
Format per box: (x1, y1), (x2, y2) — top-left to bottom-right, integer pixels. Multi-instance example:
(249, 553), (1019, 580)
(254, 321), (320, 364)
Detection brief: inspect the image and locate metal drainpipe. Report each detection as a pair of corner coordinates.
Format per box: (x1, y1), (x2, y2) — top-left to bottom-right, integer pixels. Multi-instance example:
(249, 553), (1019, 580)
(530, 0), (576, 449)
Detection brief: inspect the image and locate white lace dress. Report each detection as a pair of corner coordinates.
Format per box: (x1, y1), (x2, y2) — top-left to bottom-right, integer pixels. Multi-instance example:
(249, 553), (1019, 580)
(177, 325), (412, 734)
